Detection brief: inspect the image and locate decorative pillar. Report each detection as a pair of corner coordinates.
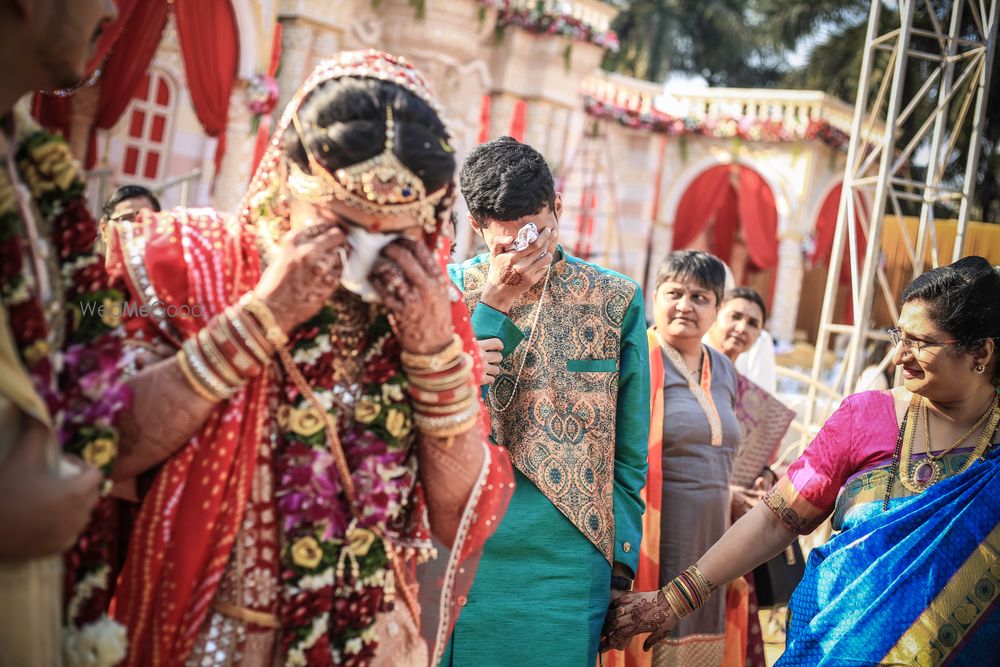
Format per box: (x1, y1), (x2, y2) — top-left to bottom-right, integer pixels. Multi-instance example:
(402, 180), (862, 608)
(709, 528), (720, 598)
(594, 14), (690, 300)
(212, 81), (256, 213)
(770, 232), (805, 344)
(276, 18), (315, 113)
(524, 100), (554, 155)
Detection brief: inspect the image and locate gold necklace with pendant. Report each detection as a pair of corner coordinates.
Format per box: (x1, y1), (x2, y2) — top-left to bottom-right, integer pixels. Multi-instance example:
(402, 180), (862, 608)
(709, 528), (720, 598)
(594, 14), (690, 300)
(900, 393), (1000, 493)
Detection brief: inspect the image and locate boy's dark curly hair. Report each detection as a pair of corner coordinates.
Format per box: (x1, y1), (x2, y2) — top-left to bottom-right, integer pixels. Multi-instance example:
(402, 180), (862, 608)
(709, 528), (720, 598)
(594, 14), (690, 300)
(459, 136), (556, 225)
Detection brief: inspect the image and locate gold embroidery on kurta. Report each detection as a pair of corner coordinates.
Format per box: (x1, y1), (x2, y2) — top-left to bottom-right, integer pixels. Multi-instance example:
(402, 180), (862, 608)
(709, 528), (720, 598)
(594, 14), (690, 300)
(462, 258), (635, 561)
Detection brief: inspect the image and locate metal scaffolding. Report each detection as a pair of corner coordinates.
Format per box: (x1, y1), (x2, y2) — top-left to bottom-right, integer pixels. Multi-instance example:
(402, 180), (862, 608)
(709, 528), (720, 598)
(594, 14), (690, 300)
(801, 0), (999, 444)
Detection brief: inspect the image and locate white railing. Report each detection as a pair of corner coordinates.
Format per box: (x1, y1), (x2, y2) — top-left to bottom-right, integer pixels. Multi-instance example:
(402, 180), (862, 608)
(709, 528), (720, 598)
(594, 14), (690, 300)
(85, 167), (203, 218)
(154, 168), (203, 208)
(581, 71), (885, 140)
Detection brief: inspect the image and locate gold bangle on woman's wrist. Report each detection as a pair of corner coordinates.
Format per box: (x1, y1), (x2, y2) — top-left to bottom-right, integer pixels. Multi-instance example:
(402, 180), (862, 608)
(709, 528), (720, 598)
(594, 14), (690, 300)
(178, 347), (226, 403)
(239, 293), (289, 348)
(660, 565), (715, 619)
(401, 334), (463, 372)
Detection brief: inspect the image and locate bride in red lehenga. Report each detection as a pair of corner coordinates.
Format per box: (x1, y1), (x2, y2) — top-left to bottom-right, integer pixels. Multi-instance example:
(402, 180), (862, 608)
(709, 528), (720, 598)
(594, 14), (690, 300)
(105, 51), (514, 667)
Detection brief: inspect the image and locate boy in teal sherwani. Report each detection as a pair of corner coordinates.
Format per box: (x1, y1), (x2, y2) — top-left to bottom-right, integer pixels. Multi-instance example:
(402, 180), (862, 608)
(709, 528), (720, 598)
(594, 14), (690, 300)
(443, 137), (650, 666)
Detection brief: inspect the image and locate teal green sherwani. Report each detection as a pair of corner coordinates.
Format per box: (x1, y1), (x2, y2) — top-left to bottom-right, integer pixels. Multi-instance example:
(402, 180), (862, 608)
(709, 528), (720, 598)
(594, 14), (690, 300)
(442, 250), (650, 666)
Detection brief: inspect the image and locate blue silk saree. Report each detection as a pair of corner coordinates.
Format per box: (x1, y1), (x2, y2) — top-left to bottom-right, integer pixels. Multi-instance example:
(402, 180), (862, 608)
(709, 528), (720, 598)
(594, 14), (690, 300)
(777, 448), (1000, 666)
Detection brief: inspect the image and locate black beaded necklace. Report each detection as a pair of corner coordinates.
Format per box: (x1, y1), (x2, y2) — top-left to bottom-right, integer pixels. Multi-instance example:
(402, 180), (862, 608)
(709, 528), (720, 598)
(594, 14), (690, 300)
(883, 405), (911, 511)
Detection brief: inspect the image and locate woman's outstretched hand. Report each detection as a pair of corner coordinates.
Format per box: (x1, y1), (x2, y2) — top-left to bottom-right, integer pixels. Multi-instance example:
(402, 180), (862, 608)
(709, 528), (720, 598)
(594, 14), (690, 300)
(600, 589), (679, 653)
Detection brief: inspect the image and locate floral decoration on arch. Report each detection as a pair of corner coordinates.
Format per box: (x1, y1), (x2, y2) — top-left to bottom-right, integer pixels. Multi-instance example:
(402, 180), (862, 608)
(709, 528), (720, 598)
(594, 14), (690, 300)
(583, 95), (851, 151)
(247, 73), (280, 133)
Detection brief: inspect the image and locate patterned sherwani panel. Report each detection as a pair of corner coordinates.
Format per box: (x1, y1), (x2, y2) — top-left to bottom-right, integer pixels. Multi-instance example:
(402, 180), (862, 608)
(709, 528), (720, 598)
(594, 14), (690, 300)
(461, 257), (637, 561)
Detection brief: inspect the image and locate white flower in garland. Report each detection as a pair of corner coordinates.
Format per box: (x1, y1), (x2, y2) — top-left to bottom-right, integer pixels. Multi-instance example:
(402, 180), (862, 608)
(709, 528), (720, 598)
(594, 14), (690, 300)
(299, 567), (335, 592)
(62, 615), (128, 667)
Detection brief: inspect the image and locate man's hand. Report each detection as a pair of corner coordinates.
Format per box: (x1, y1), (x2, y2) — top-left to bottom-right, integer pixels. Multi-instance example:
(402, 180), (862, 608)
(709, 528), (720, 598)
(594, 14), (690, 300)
(0, 419), (103, 560)
(476, 338), (503, 385)
(480, 227), (557, 313)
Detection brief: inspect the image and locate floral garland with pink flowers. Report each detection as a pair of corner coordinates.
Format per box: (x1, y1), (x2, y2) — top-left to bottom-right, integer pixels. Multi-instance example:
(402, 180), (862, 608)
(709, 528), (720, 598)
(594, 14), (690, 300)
(482, 0), (620, 52)
(0, 115), (131, 666)
(583, 95), (851, 151)
(276, 299), (434, 666)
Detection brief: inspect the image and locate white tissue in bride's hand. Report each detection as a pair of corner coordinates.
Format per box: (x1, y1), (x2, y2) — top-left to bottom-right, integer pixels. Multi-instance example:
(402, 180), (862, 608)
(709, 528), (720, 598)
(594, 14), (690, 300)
(339, 226), (400, 303)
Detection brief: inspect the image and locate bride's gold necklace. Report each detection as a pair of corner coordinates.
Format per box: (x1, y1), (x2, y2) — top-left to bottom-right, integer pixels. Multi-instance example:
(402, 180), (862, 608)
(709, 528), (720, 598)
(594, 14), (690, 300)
(899, 393), (1000, 493)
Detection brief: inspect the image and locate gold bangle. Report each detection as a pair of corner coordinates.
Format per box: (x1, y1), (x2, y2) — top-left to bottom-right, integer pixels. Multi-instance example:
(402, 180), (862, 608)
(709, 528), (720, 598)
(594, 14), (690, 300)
(413, 394), (478, 416)
(198, 328), (245, 387)
(182, 338), (236, 399)
(400, 334), (464, 372)
(177, 349), (224, 403)
(689, 565), (716, 595)
(660, 584), (689, 619)
(226, 306), (272, 364)
(405, 354), (473, 391)
(413, 404), (478, 437)
(239, 293), (289, 348)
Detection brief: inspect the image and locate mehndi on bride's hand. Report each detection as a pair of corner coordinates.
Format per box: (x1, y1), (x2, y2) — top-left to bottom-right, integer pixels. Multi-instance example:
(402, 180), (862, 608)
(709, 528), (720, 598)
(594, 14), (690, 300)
(600, 589), (679, 653)
(369, 237), (454, 355)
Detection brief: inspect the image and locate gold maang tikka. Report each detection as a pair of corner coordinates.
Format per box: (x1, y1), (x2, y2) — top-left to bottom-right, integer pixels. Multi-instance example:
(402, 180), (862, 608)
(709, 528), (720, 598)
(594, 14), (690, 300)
(288, 105), (446, 233)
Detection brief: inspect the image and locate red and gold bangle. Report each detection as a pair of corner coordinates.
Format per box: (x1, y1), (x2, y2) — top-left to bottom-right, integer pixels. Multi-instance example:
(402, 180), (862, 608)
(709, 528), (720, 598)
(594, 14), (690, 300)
(197, 327), (245, 387)
(239, 293), (288, 348)
(209, 317), (260, 378)
(405, 355), (473, 391)
(225, 305), (273, 364)
(406, 380), (474, 405)
(412, 394), (478, 416)
(403, 350), (467, 378)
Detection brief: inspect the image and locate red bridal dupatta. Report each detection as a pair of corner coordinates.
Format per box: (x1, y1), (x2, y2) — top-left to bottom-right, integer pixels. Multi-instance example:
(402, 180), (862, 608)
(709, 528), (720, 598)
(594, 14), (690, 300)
(107, 52), (514, 666)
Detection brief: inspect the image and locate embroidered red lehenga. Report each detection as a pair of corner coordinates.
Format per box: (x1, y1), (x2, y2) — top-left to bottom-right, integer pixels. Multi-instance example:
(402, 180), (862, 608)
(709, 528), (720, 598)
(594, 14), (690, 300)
(105, 52), (514, 667)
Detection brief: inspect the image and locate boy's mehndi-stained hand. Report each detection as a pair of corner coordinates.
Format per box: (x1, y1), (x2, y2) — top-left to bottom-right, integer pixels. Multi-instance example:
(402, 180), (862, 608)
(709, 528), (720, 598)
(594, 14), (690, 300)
(480, 227), (557, 313)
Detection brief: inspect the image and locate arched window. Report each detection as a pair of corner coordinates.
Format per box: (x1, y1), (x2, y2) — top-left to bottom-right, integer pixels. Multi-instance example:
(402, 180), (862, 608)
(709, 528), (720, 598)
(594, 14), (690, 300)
(120, 69), (175, 182)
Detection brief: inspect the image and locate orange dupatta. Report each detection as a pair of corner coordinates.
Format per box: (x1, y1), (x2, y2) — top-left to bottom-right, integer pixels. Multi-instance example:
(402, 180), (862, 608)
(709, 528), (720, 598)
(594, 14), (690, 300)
(604, 329), (741, 667)
(603, 328), (664, 667)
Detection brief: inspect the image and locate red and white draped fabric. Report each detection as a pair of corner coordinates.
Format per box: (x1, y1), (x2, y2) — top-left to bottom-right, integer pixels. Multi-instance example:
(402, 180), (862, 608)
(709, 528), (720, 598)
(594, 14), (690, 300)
(174, 0), (239, 172)
(34, 0), (239, 170)
(810, 183), (869, 282)
(672, 164), (778, 272)
(107, 53), (514, 666)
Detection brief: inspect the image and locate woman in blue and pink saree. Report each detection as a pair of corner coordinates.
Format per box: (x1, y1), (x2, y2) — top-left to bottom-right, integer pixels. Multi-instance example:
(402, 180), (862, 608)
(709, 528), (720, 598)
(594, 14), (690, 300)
(602, 256), (1000, 666)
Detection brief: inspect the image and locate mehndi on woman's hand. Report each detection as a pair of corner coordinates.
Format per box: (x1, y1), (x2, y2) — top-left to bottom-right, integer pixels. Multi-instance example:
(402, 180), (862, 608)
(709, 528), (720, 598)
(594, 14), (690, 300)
(600, 589), (679, 653)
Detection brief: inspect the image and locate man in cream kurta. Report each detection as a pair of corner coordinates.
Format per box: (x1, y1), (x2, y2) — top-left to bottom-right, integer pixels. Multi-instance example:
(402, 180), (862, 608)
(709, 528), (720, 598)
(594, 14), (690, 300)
(442, 137), (649, 666)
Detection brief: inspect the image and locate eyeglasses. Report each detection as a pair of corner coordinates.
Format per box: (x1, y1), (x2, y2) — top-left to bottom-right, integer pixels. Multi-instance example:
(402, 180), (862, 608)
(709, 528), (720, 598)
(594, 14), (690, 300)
(887, 328), (958, 354)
